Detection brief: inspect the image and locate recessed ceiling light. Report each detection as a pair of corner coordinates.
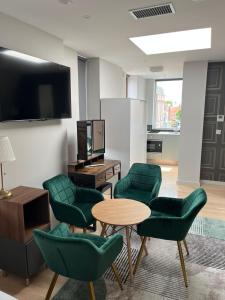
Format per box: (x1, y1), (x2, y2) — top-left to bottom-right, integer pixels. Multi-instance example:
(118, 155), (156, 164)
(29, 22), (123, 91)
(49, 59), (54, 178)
(150, 66), (164, 72)
(58, 0), (73, 5)
(129, 27), (211, 55)
(82, 15), (91, 19)
(3, 50), (48, 63)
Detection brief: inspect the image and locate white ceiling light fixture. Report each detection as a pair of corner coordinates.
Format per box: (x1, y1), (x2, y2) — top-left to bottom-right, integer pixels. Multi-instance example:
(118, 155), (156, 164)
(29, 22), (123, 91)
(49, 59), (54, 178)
(150, 66), (164, 72)
(129, 27), (211, 55)
(3, 50), (48, 63)
(58, 0), (73, 4)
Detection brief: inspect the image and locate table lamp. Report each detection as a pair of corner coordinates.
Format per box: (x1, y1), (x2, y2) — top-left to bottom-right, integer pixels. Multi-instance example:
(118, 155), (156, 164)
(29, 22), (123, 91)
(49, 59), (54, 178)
(0, 136), (16, 199)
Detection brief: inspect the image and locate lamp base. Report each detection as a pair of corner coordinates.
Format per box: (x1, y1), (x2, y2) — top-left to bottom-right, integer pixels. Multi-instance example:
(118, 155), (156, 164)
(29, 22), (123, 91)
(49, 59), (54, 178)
(0, 189), (12, 199)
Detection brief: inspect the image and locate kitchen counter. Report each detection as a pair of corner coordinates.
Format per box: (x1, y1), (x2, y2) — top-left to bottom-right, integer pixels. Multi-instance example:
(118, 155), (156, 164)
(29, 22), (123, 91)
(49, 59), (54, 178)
(147, 131), (180, 136)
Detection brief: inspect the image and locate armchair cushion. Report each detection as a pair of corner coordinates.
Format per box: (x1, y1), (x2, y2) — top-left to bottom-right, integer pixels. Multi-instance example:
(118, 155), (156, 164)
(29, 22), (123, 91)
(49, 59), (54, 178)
(149, 197), (183, 217)
(114, 163), (162, 205)
(75, 187), (104, 203)
(115, 188), (154, 204)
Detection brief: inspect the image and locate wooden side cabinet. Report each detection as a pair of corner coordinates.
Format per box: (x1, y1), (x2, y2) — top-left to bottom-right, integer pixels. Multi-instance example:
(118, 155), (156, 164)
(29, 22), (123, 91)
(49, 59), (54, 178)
(0, 186), (50, 285)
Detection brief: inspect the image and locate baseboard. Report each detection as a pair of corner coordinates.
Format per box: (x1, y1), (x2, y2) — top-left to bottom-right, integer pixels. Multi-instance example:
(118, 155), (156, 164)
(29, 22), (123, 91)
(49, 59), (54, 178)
(147, 159), (178, 166)
(176, 179), (200, 187)
(200, 180), (225, 186)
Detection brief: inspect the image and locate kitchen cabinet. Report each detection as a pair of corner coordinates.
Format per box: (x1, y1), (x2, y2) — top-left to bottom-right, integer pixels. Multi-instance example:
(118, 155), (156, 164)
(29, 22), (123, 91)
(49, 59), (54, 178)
(147, 132), (180, 164)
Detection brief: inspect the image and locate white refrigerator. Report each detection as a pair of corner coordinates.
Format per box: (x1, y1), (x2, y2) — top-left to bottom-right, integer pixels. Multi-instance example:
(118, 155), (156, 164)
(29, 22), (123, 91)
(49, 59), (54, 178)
(100, 98), (147, 177)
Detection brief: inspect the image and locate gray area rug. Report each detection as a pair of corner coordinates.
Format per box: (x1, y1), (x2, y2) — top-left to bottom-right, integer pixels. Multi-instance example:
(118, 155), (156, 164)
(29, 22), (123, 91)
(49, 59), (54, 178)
(53, 217), (225, 300)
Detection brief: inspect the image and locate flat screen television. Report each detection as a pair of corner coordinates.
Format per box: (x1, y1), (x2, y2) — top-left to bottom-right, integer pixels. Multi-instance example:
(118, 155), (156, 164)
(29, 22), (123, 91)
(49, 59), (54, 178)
(0, 47), (71, 121)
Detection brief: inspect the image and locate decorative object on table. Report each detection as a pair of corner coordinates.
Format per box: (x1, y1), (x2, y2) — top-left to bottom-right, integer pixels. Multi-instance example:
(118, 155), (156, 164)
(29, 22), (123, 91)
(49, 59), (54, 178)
(43, 174), (104, 232)
(114, 163), (161, 205)
(92, 198), (151, 282)
(134, 188), (207, 287)
(0, 136), (15, 199)
(77, 120), (105, 161)
(0, 186), (50, 285)
(33, 223), (123, 300)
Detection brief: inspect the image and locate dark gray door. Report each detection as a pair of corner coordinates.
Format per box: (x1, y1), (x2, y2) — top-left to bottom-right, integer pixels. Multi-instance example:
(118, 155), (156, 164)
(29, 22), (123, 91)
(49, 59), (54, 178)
(200, 62), (225, 182)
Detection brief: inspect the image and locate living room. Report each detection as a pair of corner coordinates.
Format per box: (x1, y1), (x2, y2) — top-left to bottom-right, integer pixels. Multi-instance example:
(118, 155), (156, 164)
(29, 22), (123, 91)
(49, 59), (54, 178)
(0, 1), (225, 299)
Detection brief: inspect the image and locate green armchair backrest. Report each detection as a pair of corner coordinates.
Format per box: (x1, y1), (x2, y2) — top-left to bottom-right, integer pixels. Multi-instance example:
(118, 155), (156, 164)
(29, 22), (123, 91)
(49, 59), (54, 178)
(43, 174), (76, 205)
(138, 188), (207, 241)
(33, 223), (123, 282)
(128, 163), (162, 192)
(43, 174), (103, 228)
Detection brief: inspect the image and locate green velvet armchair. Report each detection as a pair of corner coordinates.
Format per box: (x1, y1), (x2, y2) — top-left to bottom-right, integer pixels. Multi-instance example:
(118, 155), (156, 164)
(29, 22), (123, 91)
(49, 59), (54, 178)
(43, 174), (104, 231)
(114, 163), (162, 205)
(134, 188), (207, 287)
(33, 223), (123, 300)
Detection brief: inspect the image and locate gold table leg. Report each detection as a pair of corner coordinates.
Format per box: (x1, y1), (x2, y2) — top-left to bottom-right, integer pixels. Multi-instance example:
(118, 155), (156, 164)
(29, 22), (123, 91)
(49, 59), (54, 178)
(88, 281), (96, 300)
(111, 263), (123, 290)
(133, 236), (147, 275)
(125, 226), (133, 282)
(100, 223), (107, 236)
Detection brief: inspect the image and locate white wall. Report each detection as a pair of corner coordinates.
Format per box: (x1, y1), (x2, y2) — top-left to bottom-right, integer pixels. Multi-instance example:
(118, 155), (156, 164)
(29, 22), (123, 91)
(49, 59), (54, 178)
(178, 61), (208, 185)
(87, 58), (126, 119)
(100, 59), (126, 99)
(127, 76), (146, 100)
(146, 79), (155, 125)
(0, 13), (79, 192)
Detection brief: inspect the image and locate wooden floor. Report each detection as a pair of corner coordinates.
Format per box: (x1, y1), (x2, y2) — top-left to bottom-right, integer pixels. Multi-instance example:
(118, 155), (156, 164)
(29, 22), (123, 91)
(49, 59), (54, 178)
(0, 165), (225, 299)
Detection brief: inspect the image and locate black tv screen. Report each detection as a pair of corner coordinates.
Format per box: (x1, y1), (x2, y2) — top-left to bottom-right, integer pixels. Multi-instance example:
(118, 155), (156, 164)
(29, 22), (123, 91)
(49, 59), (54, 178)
(0, 47), (71, 121)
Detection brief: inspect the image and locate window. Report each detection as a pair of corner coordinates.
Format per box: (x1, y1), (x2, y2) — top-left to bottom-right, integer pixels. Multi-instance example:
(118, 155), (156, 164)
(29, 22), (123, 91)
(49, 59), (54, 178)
(153, 79), (183, 130)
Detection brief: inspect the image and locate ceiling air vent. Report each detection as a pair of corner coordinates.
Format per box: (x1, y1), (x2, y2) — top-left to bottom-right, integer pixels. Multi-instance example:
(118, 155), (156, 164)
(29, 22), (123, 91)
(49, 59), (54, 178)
(130, 3), (175, 19)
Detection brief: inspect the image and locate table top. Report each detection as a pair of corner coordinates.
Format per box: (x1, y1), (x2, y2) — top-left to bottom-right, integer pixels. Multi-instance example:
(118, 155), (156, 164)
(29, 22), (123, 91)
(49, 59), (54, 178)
(68, 159), (121, 176)
(92, 199), (151, 226)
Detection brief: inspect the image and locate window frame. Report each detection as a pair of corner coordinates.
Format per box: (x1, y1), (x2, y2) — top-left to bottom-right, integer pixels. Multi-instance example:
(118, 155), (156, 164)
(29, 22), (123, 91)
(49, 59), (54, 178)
(152, 78), (183, 131)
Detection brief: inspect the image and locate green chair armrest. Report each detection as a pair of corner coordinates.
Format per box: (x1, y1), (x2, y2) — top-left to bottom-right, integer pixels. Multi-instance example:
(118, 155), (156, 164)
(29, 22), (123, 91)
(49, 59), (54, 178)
(51, 199), (88, 227)
(114, 176), (131, 197)
(100, 234), (123, 254)
(75, 187), (104, 203)
(137, 216), (189, 241)
(151, 179), (162, 199)
(97, 234), (123, 276)
(149, 196), (183, 215)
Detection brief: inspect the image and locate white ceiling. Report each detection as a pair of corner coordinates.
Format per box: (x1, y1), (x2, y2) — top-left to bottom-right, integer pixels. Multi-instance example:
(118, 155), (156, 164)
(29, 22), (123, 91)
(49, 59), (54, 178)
(0, 0), (225, 78)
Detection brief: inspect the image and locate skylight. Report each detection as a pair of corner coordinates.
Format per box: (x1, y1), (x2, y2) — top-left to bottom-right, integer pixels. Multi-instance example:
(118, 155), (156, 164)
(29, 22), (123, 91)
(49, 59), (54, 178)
(3, 50), (48, 63)
(129, 28), (211, 55)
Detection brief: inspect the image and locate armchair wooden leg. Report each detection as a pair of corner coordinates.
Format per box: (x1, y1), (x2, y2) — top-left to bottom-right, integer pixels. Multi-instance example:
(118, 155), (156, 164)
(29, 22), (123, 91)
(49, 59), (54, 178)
(111, 263), (123, 290)
(83, 228), (87, 234)
(45, 273), (59, 300)
(177, 241), (188, 287)
(183, 239), (189, 256)
(88, 281), (96, 300)
(133, 236), (147, 276)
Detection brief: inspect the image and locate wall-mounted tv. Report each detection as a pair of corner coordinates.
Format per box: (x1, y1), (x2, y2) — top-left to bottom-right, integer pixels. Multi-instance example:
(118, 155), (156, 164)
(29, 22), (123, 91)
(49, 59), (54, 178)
(0, 47), (71, 121)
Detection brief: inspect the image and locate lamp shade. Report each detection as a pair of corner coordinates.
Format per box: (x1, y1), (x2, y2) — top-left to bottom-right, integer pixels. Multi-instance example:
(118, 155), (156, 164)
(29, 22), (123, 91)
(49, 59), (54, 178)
(0, 136), (16, 162)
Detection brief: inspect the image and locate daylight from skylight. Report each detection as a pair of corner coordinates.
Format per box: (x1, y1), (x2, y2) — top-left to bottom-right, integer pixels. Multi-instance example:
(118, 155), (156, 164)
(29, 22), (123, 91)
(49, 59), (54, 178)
(129, 27), (211, 55)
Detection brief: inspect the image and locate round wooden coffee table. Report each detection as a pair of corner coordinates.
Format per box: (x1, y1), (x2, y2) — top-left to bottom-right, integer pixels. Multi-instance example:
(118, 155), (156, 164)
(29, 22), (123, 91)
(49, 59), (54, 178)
(92, 199), (151, 281)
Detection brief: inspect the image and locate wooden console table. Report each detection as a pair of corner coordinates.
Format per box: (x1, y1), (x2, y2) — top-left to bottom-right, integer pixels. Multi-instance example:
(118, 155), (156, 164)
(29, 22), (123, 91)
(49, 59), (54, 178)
(0, 186), (50, 285)
(68, 154), (121, 189)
